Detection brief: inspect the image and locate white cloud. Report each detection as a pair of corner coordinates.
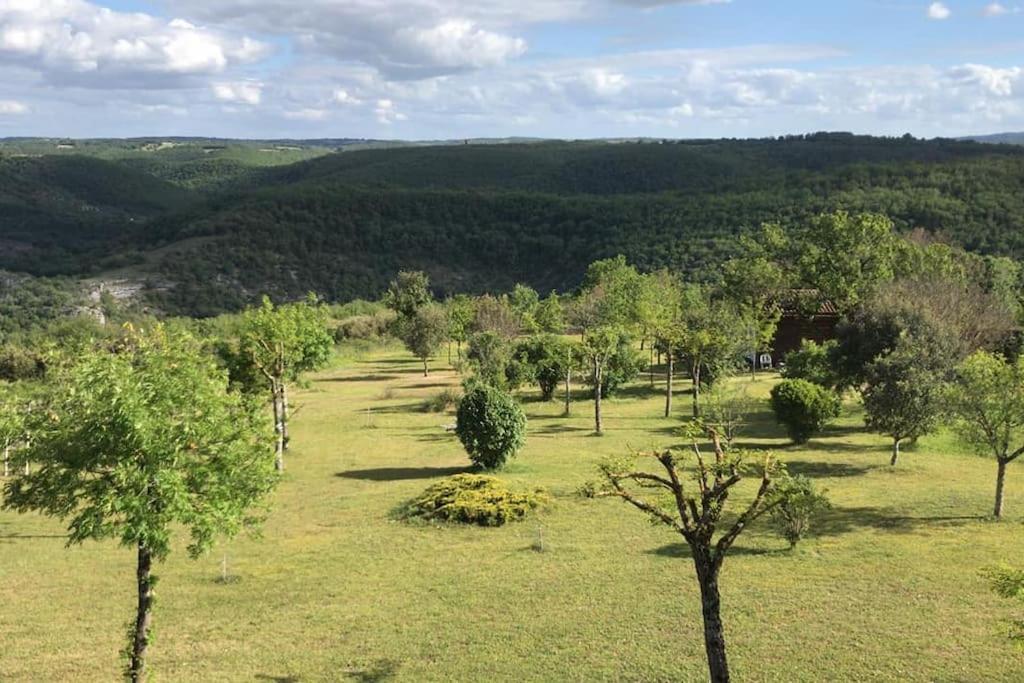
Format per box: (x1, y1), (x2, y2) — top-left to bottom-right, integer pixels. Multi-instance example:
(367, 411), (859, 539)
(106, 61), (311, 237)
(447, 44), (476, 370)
(983, 3), (1020, 15)
(333, 89), (362, 105)
(374, 98), (407, 123)
(927, 2), (951, 19)
(0, 98), (27, 114)
(213, 81), (263, 104)
(284, 107), (328, 121)
(0, 0), (269, 87)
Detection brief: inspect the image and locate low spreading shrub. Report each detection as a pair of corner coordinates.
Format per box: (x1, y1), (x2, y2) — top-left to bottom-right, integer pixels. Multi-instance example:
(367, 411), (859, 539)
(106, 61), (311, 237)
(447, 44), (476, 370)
(423, 387), (462, 413)
(769, 379), (841, 444)
(401, 474), (547, 526)
(768, 475), (831, 547)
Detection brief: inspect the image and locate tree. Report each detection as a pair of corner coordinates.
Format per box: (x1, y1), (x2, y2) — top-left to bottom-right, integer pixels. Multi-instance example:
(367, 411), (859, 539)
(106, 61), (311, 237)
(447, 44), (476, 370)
(768, 476), (831, 548)
(383, 270), (431, 318)
(2, 326), (277, 682)
(721, 249), (786, 373)
(581, 326), (621, 435)
(471, 295), (520, 340)
(945, 352), (1024, 519)
(456, 385), (527, 469)
(444, 294), (476, 361)
(401, 303), (449, 376)
(239, 296), (333, 470)
(467, 331), (513, 387)
(782, 340), (839, 389)
(509, 284), (541, 333)
(597, 423), (795, 683)
(514, 335), (573, 401)
(534, 291), (566, 334)
(676, 286), (745, 417)
(862, 342), (945, 466)
(643, 270), (684, 417)
(770, 379), (841, 444)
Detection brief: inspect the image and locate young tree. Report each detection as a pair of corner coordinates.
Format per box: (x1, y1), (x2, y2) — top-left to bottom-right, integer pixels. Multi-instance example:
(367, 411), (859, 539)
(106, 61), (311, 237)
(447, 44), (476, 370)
(597, 423), (797, 683)
(581, 326), (621, 435)
(444, 294), (476, 361)
(862, 342), (945, 466)
(945, 351), (1024, 518)
(534, 291), (566, 334)
(401, 303), (449, 376)
(383, 270), (432, 318)
(456, 385), (527, 469)
(509, 283), (541, 333)
(770, 379), (841, 444)
(676, 286), (745, 418)
(643, 270), (684, 417)
(2, 326), (277, 682)
(239, 296), (333, 470)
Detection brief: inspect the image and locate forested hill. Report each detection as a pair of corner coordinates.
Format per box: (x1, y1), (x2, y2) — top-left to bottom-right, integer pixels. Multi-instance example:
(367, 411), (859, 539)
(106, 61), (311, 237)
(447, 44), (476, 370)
(4, 134), (1024, 317)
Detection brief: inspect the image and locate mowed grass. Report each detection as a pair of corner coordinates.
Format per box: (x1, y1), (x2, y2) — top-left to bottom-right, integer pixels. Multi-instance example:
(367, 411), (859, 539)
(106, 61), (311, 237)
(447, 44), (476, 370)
(2, 345), (1024, 681)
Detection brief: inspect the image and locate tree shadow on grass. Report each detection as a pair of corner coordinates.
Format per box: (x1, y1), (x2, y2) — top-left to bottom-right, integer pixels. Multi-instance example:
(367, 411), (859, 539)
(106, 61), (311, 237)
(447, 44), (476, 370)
(361, 402), (425, 415)
(814, 505), (985, 537)
(343, 659), (401, 682)
(533, 423), (592, 436)
(317, 374), (395, 383)
(648, 542), (785, 559)
(612, 384), (663, 400)
(255, 675), (300, 683)
(783, 460), (874, 479)
(336, 466), (473, 482)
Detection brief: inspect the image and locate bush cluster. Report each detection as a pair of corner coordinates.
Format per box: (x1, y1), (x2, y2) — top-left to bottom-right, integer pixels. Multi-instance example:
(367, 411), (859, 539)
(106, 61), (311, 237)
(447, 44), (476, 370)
(456, 385), (527, 469)
(769, 379), (841, 444)
(401, 474), (547, 526)
(335, 310), (396, 341)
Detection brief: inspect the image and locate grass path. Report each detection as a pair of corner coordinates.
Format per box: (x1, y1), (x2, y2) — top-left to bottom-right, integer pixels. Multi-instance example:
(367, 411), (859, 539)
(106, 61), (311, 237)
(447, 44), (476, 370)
(2, 346), (1023, 681)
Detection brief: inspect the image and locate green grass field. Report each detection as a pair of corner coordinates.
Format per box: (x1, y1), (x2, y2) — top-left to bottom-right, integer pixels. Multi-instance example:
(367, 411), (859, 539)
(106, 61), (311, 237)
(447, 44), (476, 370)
(2, 345), (1023, 681)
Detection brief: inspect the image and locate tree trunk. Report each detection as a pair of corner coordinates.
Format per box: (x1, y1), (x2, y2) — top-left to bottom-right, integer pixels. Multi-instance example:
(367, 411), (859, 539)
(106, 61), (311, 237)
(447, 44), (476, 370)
(890, 438), (901, 467)
(692, 364), (701, 418)
(649, 344), (655, 387)
(664, 350), (674, 418)
(593, 359), (603, 435)
(280, 383), (290, 452)
(694, 555), (730, 683)
(128, 542), (155, 683)
(564, 368), (572, 417)
(272, 384), (284, 472)
(448, 341), (452, 364)
(3, 444), (8, 478)
(995, 458), (1008, 519)
(422, 357), (429, 377)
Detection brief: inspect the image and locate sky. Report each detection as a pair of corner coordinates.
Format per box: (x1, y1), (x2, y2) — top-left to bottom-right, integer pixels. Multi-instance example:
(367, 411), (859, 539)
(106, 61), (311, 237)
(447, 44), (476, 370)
(0, 0), (1023, 139)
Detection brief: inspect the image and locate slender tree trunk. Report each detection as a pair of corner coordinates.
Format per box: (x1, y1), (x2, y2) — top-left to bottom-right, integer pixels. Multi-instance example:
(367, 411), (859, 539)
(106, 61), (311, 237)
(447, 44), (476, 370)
(457, 340), (463, 360)
(128, 542), (155, 683)
(664, 350), (674, 418)
(995, 458), (1008, 519)
(694, 554), (730, 683)
(692, 363), (701, 418)
(594, 359), (603, 435)
(564, 368), (572, 417)
(890, 438), (901, 466)
(422, 357), (429, 377)
(280, 383), (290, 452)
(3, 443), (8, 478)
(448, 341), (452, 364)
(272, 384), (284, 472)
(649, 344), (655, 387)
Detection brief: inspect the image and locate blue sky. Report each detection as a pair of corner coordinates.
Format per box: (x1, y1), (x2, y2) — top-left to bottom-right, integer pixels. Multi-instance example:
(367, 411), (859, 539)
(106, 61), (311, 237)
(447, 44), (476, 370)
(0, 0), (1022, 139)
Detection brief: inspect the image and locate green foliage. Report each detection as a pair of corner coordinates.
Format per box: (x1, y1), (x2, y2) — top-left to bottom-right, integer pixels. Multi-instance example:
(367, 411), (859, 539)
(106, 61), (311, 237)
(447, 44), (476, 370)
(400, 474), (547, 527)
(946, 352), (1024, 463)
(0, 345), (47, 382)
(768, 476), (831, 548)
(981, 564), (1024, 646)
(467, 331), (513, 387)
(400, 304), (449, 373)
(2, 325), (278, 558)
(782, 340), (839, 389)
(335, 309), (396, 341)
(586, 334), (646, 397)
(455, 385), (527, 470)
(422, 387), (462, 413)
(534, 292), (566, 334)
(770, 379), (841, 444)
(384, 270), (432, 318)
(238, 295), (334, 390)
(862, 341), (946, 453)
(514, 335), (575, 400)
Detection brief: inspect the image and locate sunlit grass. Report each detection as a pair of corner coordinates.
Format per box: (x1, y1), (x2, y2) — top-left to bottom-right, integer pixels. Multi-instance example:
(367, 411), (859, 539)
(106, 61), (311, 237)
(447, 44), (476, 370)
(1, 346), (1022, 681)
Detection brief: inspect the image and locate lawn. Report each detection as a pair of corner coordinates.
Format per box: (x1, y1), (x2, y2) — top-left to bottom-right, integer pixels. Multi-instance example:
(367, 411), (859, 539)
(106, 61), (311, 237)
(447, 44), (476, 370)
(1, 345), (1022, 681)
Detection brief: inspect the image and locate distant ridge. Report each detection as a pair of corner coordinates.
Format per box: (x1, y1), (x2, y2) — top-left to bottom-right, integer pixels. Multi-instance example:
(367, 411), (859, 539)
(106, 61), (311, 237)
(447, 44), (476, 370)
(961, 132), (1024, 145)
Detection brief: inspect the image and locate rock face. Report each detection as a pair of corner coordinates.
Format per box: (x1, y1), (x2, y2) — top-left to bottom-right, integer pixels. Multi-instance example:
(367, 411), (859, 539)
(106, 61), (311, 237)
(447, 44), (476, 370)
(88, 279), (145, 304)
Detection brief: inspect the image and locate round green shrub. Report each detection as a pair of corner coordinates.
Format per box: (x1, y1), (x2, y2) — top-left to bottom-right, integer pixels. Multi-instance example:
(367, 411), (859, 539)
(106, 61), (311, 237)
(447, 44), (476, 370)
(769, 379), (841, 444)
(456, 385), (527, 469)
(401, 474), (546, 526)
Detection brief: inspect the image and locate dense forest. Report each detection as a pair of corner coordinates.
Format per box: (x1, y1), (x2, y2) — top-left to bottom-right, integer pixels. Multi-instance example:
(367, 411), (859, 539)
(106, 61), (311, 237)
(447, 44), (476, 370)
(3, 133), (1024, 320)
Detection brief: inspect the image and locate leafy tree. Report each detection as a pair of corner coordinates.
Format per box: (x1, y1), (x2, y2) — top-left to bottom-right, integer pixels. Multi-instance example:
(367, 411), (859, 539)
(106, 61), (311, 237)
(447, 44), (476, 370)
(444, 294), (476, 360)
(514, 335), (573, 401)
(471, 295), (520, 339)
(597, 423), (797, 683)
(509, 284), (541, 333)
(467, 331), (513, 387)
(945, 352), (1024, 518)
(981, 564), (1024, 645)
(782, 340), (839, 389)
(1, 326), (277, 682)
(401, 303), (449, 376)
(862, 342), (945, 465)
(768, 476), (831, 548)
(238, 295), (333, 470)
(642, 270), (684, 417)
(676, 286), (746, 417)
(455, 385), (527, 470)
(770, 379), (841, 444)
(534, 291), (566, 334)
(383, 270), (431, 318)
(585, 333), (646, 398)
(721, 247), (786, 372)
